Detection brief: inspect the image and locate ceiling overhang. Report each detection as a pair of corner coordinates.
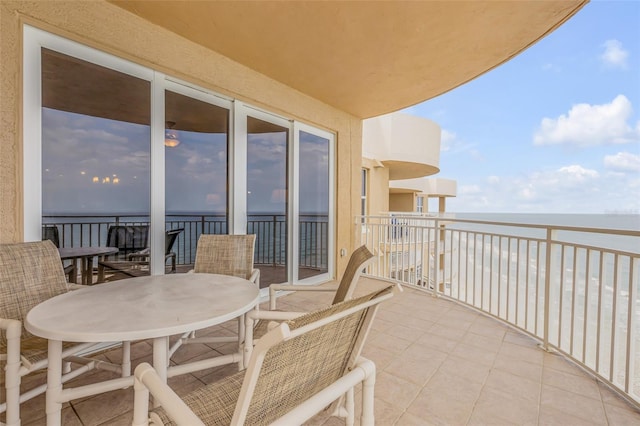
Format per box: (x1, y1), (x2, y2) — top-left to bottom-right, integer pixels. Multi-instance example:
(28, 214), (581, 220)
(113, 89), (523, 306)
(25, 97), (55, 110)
(110, 1), (587, 119)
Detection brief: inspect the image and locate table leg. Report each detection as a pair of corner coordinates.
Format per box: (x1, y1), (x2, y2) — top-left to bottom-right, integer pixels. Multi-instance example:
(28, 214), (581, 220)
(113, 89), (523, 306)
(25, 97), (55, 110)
(46, 340), (63, 426)
(152, 336), (169, 407)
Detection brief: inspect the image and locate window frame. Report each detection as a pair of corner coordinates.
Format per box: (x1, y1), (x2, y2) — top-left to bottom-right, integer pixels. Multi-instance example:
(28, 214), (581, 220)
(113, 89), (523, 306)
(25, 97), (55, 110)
(23, 24), (335, 285)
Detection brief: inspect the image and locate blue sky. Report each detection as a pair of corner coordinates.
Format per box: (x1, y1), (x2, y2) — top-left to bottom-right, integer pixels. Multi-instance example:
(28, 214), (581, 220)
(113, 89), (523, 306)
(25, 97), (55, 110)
(404, 0), (640, 214)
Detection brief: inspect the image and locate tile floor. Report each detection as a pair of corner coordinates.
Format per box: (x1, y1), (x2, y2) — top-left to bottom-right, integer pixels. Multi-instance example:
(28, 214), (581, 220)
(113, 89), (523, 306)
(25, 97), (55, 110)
(8, 277), (640, 425)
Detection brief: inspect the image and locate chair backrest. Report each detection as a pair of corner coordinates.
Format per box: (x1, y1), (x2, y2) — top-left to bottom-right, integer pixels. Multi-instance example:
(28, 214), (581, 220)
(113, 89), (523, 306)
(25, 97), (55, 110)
(0, 240), (68, 341)
(164, 228), (184, 255)
(42, 225), (61, 248)
(236, 284), (395, 425)
(194, 234), (256, 280)
(332, 245), (375, 305)
(106, 225), (149, 256)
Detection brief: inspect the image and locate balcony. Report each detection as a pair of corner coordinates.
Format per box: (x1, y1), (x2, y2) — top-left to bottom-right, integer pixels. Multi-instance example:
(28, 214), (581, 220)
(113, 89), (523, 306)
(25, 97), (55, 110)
(358, 213), (640, 411)
(363, 113), (442, 181)
(11, 277), (640, 424)
(28, 213), (640, 424)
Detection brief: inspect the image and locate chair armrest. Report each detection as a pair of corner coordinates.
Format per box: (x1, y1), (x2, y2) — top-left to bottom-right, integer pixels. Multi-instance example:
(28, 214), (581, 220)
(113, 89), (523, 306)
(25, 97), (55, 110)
(247, 310), (305, 322)
(250, 268), (260, 286)
(0, 318), (21, 336)
(268, 284), (339, 310)
(133, 363), (205, 426)
(0, 318), (22, 366)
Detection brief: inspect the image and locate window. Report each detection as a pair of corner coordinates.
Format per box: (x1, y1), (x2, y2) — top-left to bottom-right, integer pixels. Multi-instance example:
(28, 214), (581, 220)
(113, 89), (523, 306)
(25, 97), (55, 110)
(24, 25), (334, 288)
(361, 168), (368, 221)
(416, 195), (424, 213)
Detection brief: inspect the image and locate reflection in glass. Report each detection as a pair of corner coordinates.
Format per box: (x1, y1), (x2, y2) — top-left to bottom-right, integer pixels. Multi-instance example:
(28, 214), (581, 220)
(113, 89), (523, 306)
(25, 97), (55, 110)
(247, 117), (288, 287)
(299, 131), (330, 280)
(165, 90), (229, 266)
(41, 48), (151, 282)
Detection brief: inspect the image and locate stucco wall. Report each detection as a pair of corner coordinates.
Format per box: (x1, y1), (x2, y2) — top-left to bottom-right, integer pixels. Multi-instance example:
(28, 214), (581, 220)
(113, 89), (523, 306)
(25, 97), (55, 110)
(361, 158), (389, 216)
(0, 1), (361, 277)
(389, 193), (415, 213)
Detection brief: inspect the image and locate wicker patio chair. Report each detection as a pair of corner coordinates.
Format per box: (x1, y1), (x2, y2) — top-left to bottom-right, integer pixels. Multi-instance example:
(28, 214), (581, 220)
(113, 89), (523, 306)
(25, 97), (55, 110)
(133, 284), (399, 426)
(169, 234), (259, 361)
(42, 224), (77, 283)
(243, 244), (375, 364)
(0, 240), (131, 426)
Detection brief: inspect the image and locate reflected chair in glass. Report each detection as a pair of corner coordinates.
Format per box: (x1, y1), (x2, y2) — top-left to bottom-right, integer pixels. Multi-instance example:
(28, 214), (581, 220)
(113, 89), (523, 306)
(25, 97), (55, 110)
(133, 284), (398, 426)
(128, 228), (184, 273)
(0, 240), (132, 426)
(97, 228), (184, 282)
(96, 224), (150, 282)
(243, 244), (374, 364)
(169, 234), (259, 362)
(103, 224), (150, 260)
(42, 224), (77, 283)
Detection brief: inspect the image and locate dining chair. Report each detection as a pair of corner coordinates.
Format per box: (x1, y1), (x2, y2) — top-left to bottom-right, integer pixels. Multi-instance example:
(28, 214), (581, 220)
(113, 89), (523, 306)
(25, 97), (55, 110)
(103, 224), (150, 260)
(0, 240), (132, 426)
(41, 224), (77, 283)
(97, 228), (184, 282)
(243, 244), (375, 364)
(169, 234), (259, 361)
(133, 284), (399, 426)
(128, 228), (184, 272)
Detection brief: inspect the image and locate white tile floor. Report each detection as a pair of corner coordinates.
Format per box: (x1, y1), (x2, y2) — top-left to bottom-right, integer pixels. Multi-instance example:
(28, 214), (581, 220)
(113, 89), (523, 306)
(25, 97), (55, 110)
(8, 277), (640, 425)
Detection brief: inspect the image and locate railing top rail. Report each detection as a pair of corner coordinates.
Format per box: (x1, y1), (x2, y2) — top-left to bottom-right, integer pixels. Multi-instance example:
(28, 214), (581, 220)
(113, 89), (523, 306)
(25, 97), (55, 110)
(357, 214), (640, 238)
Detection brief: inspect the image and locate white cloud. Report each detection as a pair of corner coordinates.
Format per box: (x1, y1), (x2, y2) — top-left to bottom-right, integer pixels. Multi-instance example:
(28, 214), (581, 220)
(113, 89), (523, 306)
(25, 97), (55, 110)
(600, 39), (629, 69)
(445, 163), (640, 214)
(533, 95), (640, 147)
(604, 151), (640, 172)
(440, 129), (456, 152)
(458, 184), (481, 195)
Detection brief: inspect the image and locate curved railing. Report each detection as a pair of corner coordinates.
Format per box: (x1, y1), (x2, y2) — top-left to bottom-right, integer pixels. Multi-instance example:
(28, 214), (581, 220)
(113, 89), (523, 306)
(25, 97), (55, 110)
(42, 213), (328, 270)
(357, 214), (640, 408)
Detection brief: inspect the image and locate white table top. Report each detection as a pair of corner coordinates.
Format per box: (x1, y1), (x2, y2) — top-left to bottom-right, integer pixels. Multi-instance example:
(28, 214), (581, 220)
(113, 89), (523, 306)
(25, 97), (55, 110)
(25, 273), (259, 342)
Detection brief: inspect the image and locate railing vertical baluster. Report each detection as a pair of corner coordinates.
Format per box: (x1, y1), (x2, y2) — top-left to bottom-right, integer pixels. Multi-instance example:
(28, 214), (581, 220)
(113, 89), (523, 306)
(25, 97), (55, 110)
(558, 245), (566, 350)
(570, 247), (578, 356)
(542, 228), (553, 351)
(624, 257), (636, 394)
(582, 248), (592, 363)
(596, 251), (605, 373)
(610, 254), (619, 384)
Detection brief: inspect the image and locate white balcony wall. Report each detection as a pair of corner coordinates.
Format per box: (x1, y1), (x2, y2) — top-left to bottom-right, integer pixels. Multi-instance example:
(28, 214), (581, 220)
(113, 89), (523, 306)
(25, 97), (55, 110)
(363, 112), (441, 180)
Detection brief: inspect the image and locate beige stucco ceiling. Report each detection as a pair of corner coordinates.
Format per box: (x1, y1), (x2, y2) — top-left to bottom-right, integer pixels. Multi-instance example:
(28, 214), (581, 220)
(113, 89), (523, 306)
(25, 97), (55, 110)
(110, 0), (587, 119)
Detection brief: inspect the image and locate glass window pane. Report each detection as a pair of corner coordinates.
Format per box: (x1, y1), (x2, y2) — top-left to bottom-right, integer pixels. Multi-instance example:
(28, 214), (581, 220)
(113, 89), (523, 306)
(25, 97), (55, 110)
(298, 131), (330, 280)
(165, 90), (229, 268)
(247, 117), (288, 287)
(41, 48), (151, 283)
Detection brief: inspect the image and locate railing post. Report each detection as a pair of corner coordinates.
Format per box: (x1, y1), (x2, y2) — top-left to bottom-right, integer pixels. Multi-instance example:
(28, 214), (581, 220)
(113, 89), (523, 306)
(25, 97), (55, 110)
(541, 228), (554, 352)
(433, 219), (441, 298)
(272, 215), (277, 267)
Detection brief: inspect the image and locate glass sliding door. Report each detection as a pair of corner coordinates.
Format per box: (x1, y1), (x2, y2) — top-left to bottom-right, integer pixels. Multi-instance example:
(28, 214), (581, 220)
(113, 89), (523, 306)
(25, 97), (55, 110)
(27, 27), (336, 286)
(246, 116), (289, 287)
(41, 47), (151, 281)
(298, 130), (331, 280)
(165, 89), (229, 268)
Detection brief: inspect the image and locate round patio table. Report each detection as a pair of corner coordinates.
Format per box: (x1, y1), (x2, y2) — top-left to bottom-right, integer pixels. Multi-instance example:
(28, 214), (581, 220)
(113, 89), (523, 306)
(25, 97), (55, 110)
(25, 273), (259, 426)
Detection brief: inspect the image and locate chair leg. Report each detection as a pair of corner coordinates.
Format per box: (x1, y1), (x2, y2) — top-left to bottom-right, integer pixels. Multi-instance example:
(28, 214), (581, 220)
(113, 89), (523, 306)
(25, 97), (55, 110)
(4, 321), (22, 426)
(361, 360), (376, 426)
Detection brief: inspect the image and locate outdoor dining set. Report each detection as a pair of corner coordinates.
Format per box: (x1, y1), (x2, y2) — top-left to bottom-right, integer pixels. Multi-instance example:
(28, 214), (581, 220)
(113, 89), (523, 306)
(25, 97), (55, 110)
(0, 233), (397, 425)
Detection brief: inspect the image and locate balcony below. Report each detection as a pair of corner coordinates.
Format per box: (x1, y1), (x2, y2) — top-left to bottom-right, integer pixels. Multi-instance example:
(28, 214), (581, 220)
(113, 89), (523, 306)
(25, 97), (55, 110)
(10, 277), (640, 425)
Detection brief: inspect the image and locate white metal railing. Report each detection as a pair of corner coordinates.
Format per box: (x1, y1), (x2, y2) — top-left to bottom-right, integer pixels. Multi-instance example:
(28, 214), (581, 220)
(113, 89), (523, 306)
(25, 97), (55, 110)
(357, 214), (640, 407)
